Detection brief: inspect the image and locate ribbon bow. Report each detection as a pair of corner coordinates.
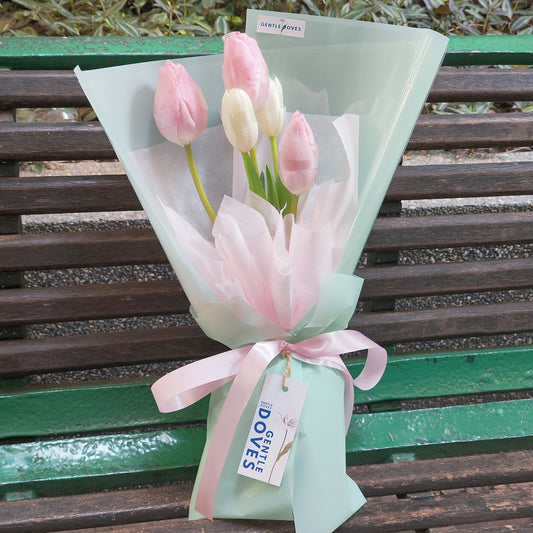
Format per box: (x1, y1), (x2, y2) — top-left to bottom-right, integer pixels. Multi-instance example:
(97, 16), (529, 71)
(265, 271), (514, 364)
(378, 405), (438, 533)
(152, 329), (387, 520)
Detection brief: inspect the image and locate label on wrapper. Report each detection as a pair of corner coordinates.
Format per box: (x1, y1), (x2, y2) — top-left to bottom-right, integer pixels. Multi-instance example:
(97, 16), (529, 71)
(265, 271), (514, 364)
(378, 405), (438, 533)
(256, 15), (306, 38)
(238, 372), (308, 486)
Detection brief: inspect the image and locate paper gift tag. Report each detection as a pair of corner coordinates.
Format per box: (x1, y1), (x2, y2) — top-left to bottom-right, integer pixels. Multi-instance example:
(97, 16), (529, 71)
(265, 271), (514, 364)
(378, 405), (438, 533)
(238, 372), (308, 486)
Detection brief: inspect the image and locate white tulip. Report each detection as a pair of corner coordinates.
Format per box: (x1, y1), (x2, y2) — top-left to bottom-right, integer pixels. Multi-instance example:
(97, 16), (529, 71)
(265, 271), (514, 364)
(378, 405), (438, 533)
(220, 88), (258, 153)
(256, 77), (285, 138)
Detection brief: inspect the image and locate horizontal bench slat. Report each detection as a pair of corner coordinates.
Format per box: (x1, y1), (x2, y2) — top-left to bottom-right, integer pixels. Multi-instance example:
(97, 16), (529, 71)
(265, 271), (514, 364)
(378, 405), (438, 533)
(359, 258), (533, 299)
(1, 258), (530, 326)
(0, 175), (140, 215)
(408, 112), (533, 151)
(347, 482), (533, 533)
(0, 302), (531, 376)
(2, 67), (532, 108)
(351, 301), (533, 344)
(1, 400), (530, 498)
(0, 451), (530, 532)
(428, 67), (533, 102)
(1, 212), (531, 271)
(2, 347), (531, 438)
(366, 211), (533, 251)
(45, 483), (533, 532)
(0, 71), (89, 109)
(388, 161), (533, 200)
(354, 450), (533, 496)
(0, 229), (166, 270)
(0, 281), (187, 325)
(2, 113), (533, 161)
(0, 325), (224, 376)
(2, 161), (532, 216)
(0, 122), (115, 161)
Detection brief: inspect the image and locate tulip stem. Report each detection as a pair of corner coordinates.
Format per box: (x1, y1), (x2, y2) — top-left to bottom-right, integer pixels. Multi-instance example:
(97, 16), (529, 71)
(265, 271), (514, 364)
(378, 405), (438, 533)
(269, 136), (279, 178)
(290, 194), (299, 217)
(184, 144), (216, 223)
(250, 146), (259, 174)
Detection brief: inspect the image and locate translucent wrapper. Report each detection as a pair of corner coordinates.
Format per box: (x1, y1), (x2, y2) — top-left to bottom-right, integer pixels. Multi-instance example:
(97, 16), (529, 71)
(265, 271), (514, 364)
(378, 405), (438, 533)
(75, 11), (447, 532)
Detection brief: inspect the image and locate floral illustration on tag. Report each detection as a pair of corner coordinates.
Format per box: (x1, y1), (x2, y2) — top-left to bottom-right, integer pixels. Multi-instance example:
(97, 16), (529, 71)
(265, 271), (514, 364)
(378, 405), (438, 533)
(268, 413), (298, 483)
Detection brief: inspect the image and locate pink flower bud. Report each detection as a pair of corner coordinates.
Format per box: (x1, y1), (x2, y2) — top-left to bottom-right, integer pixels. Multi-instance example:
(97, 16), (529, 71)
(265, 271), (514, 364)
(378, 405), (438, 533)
(222, 32), (270, 111)
(153, 60), (208, 147)
(278, 111), (319, 196)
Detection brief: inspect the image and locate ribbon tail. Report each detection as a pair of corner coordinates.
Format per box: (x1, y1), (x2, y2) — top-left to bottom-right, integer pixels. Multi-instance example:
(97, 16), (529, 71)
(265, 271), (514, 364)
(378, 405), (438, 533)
(195, 340), (283, 520)
(151, 347), (248, 413)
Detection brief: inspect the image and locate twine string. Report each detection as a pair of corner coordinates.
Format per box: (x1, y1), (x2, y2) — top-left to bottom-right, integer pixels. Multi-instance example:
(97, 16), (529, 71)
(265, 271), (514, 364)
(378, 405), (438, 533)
(280, 349), (292, 391)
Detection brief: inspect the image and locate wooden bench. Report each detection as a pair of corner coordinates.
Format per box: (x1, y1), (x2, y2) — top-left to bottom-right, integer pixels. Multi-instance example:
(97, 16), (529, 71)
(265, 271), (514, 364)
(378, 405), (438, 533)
(1, 34), (532, 532)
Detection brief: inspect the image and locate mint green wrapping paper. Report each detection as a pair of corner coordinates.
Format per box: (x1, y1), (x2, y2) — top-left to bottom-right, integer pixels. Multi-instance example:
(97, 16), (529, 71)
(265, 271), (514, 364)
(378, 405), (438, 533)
(190, 358), (365, 532)
(75, 12), (447, 531)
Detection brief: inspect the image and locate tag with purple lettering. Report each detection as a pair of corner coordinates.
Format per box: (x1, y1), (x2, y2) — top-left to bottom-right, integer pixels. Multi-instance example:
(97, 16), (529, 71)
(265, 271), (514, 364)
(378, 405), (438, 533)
(238, 372), (308, 486)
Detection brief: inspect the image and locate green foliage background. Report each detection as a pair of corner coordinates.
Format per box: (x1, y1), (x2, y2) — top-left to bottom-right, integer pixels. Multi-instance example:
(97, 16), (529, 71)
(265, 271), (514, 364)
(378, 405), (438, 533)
(0, 0), (532, 37)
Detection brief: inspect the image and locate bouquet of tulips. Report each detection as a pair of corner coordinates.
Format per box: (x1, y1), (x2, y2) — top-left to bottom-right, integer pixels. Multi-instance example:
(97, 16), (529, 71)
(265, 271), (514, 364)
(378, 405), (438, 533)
(75, 11), (447, 532)
(148, 32), (388, 530)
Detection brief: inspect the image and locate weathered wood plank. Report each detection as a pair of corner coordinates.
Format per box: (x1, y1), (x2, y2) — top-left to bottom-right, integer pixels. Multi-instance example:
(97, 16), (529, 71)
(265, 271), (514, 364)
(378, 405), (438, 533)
(351, 450), (533, 497)
(0, 301), (531, 376)
(1, 213), (531, 271)
(388, 161), (533, 200)
(0, 175), (140, 215)
(2, 68), (532, 109)
(429, 518), (533, 532)
(1, 451), (530, 533)
(408, 112), (533, 151)
(11, 482), (530, 533)
(0, 229), (167, 271)
(350, 301), (533, 344)
(2, 113), (533, 161)
(0, 259), (530, 326)
(2, 161), (532, 216)
(340, 482), (533, 533)
(0, 71), (90, 109)
(0, 122), (116, 161)
(365, 211), (533, 252)
(428, 67), (533, 102)
(0, 281), (187, 325)
(0, 325), (223, 376)
(359, 258), (533, 299)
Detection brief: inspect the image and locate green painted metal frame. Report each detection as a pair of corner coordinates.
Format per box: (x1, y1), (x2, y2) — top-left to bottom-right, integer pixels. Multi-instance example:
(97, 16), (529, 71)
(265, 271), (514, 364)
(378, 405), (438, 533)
(1, 346), (532, 498)
(1, 398), (531, 498)
(1, 346), (532, 440)
(0, 34), (532, 70)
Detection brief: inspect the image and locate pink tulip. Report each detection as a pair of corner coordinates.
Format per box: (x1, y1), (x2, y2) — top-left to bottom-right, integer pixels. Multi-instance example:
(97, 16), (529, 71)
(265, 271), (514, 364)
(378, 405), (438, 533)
(278, 111), (319, 196)
(222, 32), (270, 111)
(153, 60), (208, 147)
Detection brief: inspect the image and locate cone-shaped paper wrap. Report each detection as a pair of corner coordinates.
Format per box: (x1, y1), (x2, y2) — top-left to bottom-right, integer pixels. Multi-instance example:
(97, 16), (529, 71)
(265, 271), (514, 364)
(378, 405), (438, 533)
(75, 11), (446, 532)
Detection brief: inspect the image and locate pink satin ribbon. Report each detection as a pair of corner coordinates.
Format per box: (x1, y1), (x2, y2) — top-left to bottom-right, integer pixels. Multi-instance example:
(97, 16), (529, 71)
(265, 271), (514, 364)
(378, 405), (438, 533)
(151, 329), (387, 520)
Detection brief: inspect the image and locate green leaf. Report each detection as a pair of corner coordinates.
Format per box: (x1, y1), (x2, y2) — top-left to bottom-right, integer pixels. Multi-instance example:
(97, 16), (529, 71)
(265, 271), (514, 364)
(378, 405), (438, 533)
(511, 15), (533, 32)
(275, 174), (293, 216)
(214, 15), (229, 35)
(265, 165), (280, 210)
(242, 152), (266, 200)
